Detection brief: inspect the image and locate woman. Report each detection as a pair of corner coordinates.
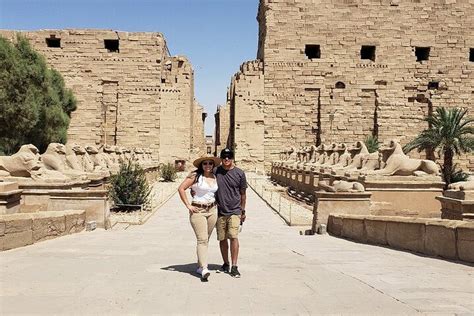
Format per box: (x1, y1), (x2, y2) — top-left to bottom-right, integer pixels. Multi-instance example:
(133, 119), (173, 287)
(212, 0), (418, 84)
(178, 154), (220, 281)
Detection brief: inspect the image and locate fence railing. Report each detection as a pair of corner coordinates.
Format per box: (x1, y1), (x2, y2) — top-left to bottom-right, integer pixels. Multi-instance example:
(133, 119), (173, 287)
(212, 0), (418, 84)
(247, 173), (313, 226)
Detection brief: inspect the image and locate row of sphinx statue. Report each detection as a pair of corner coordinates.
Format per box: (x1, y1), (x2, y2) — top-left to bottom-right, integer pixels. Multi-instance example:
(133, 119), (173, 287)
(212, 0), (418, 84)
(0, 143), (157, 183)
(274, 139), (440, 177)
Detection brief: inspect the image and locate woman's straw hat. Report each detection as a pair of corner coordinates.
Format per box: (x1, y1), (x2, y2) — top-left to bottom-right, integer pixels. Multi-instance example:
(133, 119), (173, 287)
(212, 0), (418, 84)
(192, 154), (221, 168)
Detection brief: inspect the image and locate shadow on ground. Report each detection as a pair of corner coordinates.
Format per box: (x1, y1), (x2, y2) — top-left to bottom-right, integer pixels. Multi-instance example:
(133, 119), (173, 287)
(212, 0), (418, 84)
(161, 263), (223, 279)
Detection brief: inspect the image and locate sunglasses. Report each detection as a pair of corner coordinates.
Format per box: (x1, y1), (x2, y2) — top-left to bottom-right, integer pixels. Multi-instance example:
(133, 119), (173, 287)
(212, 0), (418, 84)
(202, 161), (214, 166)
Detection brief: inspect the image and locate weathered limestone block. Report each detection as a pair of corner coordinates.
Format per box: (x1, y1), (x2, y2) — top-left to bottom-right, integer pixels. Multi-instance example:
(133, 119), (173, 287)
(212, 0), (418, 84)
(341, 216), (366, 242)
(65, 210), (86, 234)
(48, 190), (110, 229)
(32, 212), (67, 242)
(0, 210), (86, 250)
(0, 213), (33, 250)
(437, 190), (474, 220)
(457, 222), (474, 263)
(365, 219), (387, 245)
(386, 219), (426, 253)
(0, 182), (22, 214)
(313, 191), (371, 232)
(1, 230), (34, 250)
(424, 220), (457, 260)
(328, 215), (474, 263)
(327, 215), (343, 237)
(362, 176), (444, 217)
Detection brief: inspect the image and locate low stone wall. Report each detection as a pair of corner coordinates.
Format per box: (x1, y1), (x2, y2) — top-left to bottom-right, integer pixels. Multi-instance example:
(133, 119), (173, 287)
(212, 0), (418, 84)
(327, 214), (474, 263)
(313, 191), (372, 232)
(48, 190), (110, 229)
(0, 210), (86, 251)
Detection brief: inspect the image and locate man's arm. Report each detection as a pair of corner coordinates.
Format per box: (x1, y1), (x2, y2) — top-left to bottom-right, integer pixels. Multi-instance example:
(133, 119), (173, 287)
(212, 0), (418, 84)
(240, 171), (248, 222)
(240, 189), (247, 222)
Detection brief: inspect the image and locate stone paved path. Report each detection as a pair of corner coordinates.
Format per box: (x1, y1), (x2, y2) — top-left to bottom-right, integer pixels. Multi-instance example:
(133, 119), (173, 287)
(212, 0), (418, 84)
(1, 189), (473, 315)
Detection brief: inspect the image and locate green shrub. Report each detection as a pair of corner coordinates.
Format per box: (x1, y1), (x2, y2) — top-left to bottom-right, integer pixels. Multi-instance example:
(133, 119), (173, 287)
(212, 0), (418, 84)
(450, 166), (470, 184)
(160, 162), (177, 182)
(403, 107), (473, 186)
(364, 135), (379, 153)
(109, 160), (151, 211)
(0, 34), (76, 154)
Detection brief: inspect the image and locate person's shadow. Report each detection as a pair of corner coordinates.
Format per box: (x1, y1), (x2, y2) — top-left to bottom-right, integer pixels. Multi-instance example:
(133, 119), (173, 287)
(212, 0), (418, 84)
(161, 263), (222, 282)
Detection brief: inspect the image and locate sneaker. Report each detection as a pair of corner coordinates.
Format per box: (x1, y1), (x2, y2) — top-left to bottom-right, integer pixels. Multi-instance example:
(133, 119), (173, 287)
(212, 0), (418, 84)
(230, 266), (241, 278)
(217, 263), (230, 273)
(201, 268), (210, 281)
(196, 267), (203, 275)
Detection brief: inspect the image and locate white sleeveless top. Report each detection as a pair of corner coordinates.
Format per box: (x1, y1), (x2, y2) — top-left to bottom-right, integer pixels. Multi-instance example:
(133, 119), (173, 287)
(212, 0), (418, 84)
(191, 174), (218, 204)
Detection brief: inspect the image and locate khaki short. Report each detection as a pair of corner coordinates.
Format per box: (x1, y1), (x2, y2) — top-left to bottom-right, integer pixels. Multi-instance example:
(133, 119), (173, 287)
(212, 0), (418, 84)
(216, 215), (240, 241)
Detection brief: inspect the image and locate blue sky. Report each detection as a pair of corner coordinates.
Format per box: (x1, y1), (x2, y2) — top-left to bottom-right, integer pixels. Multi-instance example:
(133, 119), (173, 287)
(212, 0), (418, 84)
(0, 0), (259, 134)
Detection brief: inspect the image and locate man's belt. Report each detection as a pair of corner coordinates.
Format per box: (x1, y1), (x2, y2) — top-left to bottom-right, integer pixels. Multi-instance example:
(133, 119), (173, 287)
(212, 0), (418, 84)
(191, 202), (216, 209)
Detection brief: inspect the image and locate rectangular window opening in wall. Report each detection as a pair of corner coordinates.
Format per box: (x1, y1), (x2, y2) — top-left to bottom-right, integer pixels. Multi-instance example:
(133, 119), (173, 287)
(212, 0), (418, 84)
(104, 39), (119, 53)
(470, 48), (474, 62)
(305, 44), (321, 59)
(360, 46), (376, 61)
(46, 37), (61, 48)
(415, 47), (430, 62)
(428, 81), (439, 90)
(161, 78), (166, 84)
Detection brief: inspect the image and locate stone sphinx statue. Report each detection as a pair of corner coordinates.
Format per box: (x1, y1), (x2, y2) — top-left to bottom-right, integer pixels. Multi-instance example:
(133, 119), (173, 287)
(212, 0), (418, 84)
(283, 147), (297, 167)
(331, 143), (351, 169)
(103, 145), (118, 165)
(41, 143), (69, 172)
(42, 143), (87, 179)
(123, 148), (133, 161)
(85, 145), (109, 170)
(308, 145), (318, 163)
(321, 143), (340, 167)
(65, 144), (84, 171)
(340, 141), (370, 172)
(373, 140), (440, 176)
(319, 180), (365, 193)
(359, 151), (382, 172)
(309, 144), (329, 167)
(448, 179), (474, 191)
(76, 145), (95, 173)
(0, 144), (43, 177)
(0, 144), (69, 182)
(296, 147), (309, 168)
(144, 149), (155, 166)
(116, 147), (126, 164)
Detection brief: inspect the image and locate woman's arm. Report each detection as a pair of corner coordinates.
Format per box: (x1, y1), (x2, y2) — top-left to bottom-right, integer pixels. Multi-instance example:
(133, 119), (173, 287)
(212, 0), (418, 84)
(178, 174), (197, 215)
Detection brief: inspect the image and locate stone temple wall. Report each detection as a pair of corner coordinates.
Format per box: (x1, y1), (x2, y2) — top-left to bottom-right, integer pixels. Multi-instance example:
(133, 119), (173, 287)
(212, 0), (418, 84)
(0, 29), (204, 163)
(248, 0), (474, 172)
(191, 100), (206, 157)
(214, 104), (230, 156)
(159, 56), (194, 162)
(229, 60), (265, 172)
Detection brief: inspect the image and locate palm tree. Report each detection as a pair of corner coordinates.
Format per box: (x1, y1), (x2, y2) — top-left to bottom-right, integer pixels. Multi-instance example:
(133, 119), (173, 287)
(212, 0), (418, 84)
(403, 107), (474, 185)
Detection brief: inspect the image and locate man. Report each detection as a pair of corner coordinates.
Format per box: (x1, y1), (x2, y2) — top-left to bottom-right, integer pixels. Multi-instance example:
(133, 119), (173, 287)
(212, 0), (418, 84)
(215, 148), (247, 278)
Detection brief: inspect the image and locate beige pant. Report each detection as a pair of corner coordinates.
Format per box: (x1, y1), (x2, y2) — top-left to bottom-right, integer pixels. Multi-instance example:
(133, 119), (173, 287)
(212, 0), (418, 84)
(189, 206), (217, 268)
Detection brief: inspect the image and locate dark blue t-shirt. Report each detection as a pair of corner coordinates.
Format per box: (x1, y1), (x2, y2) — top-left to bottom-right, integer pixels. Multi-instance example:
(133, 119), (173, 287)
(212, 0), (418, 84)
(215, 166), (247, 216)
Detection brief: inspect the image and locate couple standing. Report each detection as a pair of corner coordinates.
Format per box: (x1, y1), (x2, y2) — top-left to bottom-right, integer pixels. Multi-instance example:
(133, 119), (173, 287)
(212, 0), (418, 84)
(178, 148), (247, 281)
